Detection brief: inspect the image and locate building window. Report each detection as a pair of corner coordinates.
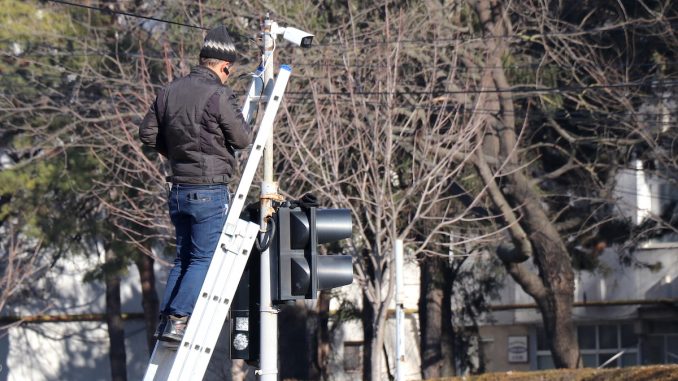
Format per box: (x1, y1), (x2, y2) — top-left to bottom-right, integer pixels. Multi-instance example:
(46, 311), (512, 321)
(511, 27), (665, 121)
(535, 324), (639, 369)
(581, 324), (638, 368)
(642, 321), (678, 364)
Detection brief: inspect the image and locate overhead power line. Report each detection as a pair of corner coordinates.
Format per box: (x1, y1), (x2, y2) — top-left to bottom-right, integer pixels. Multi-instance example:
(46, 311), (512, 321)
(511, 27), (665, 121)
(4, 69), (674, 97)
(7, 48), (678, 73)
(45, 0), (257, 45)
(44, 0), (678, 49)
(313, 17), (678, 47)
(47, 0), (209, 30)
(283, 79), (678, 96)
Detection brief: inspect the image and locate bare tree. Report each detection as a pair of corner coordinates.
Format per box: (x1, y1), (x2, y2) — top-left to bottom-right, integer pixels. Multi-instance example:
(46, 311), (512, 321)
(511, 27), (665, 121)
(275, 4), (494, 378)
(277, 0), (677, 373)
(449, 0), (678, 368)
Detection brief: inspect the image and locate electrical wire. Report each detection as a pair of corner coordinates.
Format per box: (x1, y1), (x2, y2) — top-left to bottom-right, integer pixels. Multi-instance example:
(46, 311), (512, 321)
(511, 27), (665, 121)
(47, 0), (209, 30)
(312, 17), (678, 47)
(8, 48), (678, 75)
(277, 80), (678, 99)
(45, 0), (257, 44)
(44, 0), (678, 48)
(289, 60), (678, 71)
(283, 79), (678, 96)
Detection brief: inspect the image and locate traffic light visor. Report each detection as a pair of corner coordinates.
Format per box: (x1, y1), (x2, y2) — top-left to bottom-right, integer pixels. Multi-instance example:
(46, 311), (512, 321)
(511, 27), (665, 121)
(289, 209), (352, 249)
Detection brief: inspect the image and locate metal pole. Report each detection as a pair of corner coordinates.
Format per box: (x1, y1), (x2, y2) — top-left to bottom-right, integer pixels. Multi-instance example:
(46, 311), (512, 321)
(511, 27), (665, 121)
(394, 239), (404, 381)
(258, 14), (278, 381)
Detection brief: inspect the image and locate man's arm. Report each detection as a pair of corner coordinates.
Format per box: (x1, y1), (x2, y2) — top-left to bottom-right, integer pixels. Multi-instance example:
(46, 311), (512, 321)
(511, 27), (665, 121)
(217, 88), (252, 149)
(139, 88), (168, 156)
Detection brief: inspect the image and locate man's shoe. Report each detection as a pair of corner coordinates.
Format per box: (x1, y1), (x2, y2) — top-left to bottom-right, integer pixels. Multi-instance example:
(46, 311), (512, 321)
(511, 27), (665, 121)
(158, 315), (188, 343)
(153, 315), (168, 340)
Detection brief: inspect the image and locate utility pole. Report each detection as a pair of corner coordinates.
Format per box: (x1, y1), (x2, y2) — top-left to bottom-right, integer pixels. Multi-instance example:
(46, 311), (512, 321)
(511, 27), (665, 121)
(258, 14), (279, 381)
(394, 239), (404, 381)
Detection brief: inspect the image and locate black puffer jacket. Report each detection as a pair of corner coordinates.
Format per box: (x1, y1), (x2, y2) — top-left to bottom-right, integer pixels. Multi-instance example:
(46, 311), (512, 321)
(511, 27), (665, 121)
(139, 66), (251, 184)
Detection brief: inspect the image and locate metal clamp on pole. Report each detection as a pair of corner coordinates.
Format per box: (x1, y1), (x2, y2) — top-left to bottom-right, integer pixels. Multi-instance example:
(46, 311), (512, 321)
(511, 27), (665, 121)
(255, 369), (279, 376)
(260, 306), (280, 314)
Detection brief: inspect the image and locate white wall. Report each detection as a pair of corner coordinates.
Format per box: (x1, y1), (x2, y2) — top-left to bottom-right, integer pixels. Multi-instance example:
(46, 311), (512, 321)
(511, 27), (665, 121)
(0, 253), (161, 381)
(490, 245), (678, 327)
(327, 256), (423, 381)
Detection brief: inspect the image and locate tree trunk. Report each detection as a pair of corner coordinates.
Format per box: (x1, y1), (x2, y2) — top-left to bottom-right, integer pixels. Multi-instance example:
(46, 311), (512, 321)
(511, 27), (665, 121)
(468, 0), (580, 368)
(441, 261), (456, 376)
(418, 255), (456, 377)
(371, 306), (388, 381)
(105, 249), (128, 381)
(505, 171), (580, 368)
(419, 255), (444, 379)
(362, 292), (390, 380)
(362, 292), (374, 381)
(135, 253), (159, 355)
(231, 359), (248, 381)
(316, 290), (332, 380)
(306, 302), (320, 381)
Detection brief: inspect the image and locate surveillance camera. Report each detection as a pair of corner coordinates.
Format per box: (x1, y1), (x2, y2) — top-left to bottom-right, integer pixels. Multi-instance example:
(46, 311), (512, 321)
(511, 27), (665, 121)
(282, 27), (314, 48)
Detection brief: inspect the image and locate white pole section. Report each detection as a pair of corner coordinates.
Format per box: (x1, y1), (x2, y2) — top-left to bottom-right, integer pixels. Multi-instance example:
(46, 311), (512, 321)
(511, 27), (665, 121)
(394, 239), (404, 381)
(258, 15), (278, 381)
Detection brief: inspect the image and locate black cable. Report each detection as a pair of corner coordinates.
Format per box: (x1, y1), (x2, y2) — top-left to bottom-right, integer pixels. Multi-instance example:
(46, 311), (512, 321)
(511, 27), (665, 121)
(283, 79), (678, 96)
(41, 1), (678, 49)
(312, 17), (678, 47)
(255, 217), (276, 252)
(290, 60), (678, 70)
(47, 0), (209, 30)
(46, 0), (257, 44)
(10, 47), (678, 74)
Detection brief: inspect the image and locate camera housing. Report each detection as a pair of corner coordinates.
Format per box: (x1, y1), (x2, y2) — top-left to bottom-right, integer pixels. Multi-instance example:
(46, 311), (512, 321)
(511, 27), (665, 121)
(282, 27), (314, 48)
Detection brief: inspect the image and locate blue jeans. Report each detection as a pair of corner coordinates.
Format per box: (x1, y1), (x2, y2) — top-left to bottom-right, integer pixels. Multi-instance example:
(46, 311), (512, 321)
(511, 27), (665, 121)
(160, 184), (229, 317)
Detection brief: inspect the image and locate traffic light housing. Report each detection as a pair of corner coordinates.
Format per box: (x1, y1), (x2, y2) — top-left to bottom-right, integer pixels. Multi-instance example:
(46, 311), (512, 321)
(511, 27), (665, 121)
(230, 252), (260, 361)
(272, 206), (353, 301)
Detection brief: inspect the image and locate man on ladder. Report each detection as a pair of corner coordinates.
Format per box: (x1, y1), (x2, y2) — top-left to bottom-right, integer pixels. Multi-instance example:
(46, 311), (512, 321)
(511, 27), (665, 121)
(139, 25), (251, 348)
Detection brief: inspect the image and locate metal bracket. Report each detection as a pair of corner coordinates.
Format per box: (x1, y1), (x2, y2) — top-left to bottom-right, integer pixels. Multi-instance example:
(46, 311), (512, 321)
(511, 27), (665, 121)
(255, 369), (279, 376)
(260, 307), (280, 314)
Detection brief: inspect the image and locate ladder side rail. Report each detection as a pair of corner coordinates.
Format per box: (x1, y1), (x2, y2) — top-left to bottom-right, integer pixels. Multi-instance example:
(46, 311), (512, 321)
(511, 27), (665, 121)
(143, 339), (176, 381)
(145, 219), (255, 381)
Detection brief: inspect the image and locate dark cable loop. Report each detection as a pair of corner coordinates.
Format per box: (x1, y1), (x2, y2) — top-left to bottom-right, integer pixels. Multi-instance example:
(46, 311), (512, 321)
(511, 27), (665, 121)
(255, 217), (276, 252)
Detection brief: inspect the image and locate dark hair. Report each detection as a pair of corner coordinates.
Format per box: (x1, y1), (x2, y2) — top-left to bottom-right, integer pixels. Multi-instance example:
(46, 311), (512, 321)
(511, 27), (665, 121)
(199, 57), (225, 67)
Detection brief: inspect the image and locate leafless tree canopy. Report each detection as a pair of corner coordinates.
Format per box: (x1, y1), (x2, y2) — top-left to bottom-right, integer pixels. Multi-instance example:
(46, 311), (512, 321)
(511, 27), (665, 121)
(2, 0), (676, 374)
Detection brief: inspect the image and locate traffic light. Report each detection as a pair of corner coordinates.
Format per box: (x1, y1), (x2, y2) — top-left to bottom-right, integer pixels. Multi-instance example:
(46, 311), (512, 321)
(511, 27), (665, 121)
(272, 206), (353, 301)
